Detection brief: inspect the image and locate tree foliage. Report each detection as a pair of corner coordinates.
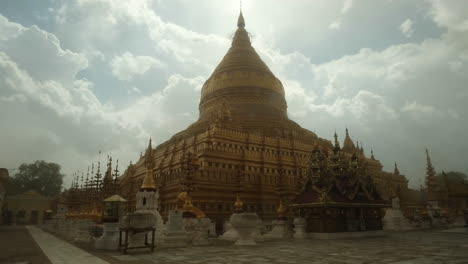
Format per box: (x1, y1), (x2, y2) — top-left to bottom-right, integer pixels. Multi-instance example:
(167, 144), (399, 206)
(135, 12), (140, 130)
(435, 171), (467, 186)
(7, 160), (64, 197)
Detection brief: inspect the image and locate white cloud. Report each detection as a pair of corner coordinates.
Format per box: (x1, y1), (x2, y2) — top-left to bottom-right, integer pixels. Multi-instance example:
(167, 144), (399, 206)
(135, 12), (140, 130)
(0, 13), (205, 183)
(0, 16), (88, 85)
(329, 21), (341, 30)
(401, 101), (436, 119)
(401, 101), (460, 121)
(2, 0), (468, 188)
(400, 19), (414, 38)
(430, 0), (468, 32)
(341, 0), (353, 14)
(111, 52), (165, 81)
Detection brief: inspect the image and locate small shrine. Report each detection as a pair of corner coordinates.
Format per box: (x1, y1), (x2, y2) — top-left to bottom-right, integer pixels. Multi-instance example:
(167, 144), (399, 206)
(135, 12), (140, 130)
(290, 133), (388, 233)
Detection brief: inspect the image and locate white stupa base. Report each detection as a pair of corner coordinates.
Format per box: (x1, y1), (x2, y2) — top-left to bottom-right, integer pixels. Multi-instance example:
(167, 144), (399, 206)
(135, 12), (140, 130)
(230, 213), (259, 246)
(265, 219), (291, 239)
(383, 209), (413, 231)
(293, 218), (306, 239)
(74, 220), (93, 243)
(234, 227), (256, 246)
(94, 223), (120, 250)
(220, 227), (239, 241)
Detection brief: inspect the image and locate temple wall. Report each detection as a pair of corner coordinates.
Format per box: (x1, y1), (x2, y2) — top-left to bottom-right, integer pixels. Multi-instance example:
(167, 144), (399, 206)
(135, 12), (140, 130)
(120, 125), (407, 222)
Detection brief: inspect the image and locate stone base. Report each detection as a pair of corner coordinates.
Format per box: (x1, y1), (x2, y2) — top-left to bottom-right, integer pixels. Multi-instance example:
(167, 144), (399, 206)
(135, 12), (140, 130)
(383, 209), (413, 231)
(94, 223), (120, 250)
(265, 220), (291, 239)
(308, 230), (387, 239)
(234, 229), (257, 246)
(220, 227), (239, 241)
(230, 213), (259, 246)
(74, 220), (93, 243)
(451, 216), (466, 228)
(162, 231), (190, 248)
(192, 218), (212, 246)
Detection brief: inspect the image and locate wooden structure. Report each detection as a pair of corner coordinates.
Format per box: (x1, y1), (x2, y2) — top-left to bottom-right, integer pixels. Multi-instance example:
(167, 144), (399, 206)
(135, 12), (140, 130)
(291, 135), (388, 233)
(118, 227), (155, 254)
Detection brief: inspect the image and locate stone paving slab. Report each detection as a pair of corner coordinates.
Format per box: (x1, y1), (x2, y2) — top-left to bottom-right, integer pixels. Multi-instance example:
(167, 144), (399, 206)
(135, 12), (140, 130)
(0, 226), (51, 264)
(24, 226), (468, 264)
(98, 229), (468, 264)
(26, 226), (109, 264)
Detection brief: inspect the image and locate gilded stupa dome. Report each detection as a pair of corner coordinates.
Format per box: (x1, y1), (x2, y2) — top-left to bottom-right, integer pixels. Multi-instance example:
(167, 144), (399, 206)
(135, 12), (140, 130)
(199, 11), (288, 126)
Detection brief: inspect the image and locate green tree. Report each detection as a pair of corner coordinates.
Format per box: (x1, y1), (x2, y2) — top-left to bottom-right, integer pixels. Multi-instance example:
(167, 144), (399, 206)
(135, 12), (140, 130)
(435, 171), (467, 186)
(8, 160), (64, 197)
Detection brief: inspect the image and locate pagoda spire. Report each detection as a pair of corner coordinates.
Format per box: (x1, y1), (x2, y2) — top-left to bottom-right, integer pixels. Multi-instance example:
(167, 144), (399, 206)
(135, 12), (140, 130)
(394, 162), (400, 175)
(333, 131), (340, 152)
(141, 138), (157, 191)
(113, 159), (119, 181)
(370, 149), (375, 160)
(425, 148), (437, 199)
(237, 4), (245, 28)
(104, 156), (113, 182)
(342, 127), (355, 153)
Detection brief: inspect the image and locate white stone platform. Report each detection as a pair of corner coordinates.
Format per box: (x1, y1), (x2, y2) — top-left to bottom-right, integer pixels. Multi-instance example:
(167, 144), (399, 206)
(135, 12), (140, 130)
(307, 230), (387, 239)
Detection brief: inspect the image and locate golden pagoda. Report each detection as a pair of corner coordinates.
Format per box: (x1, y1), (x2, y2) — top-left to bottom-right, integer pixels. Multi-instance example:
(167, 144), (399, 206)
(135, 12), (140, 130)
(119, 10), (408, 233)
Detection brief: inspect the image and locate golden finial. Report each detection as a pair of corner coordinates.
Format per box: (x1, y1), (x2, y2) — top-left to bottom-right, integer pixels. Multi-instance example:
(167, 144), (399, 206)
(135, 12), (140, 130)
(276, 199), (287, 218)
(333, 131), (340, 149)
(394, 162), (400, 175)
(182, 195), (193, 211)
(140, 167), (157, 191)
(237, 1), (245, 28)
(234, 193), (244, 213)
(141, 138), (157, 191)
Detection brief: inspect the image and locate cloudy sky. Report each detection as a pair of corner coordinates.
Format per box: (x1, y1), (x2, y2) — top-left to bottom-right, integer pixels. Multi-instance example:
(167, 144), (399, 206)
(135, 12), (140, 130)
(1, 0), (467, 189)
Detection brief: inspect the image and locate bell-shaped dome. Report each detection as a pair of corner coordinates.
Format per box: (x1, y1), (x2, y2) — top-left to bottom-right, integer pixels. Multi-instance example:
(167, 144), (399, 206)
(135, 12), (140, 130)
(199, 11), (288, 128)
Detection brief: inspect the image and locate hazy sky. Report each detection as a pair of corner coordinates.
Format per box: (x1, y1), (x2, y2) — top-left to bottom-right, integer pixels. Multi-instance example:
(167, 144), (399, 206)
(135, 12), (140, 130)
(1, 0), (467, 188)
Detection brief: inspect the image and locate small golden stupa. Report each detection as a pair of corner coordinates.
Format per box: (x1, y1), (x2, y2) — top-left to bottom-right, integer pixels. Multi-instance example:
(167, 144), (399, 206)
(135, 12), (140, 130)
(234, 194), (244, 213)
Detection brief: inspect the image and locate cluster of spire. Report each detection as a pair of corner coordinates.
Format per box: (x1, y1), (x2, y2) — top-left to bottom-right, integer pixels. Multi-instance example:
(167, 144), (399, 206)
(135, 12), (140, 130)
(69, 153), (120, 192)
(425, 148), (437, 197)
(334, 128), (406, 177)
(334, 128), (368, 157)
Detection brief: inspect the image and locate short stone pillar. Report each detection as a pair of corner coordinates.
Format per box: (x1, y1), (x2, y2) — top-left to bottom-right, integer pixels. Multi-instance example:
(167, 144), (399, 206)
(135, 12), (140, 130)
(293, 217), (306, 239)
(192, 218), (212, 246)
(57, 219), (66, 236)
(230, 213), (259, 246)
(95, 223), (120, 250)
(66, 220), (77, 240)
(463, 208), (468, 228)
(208, 221), (216, 237)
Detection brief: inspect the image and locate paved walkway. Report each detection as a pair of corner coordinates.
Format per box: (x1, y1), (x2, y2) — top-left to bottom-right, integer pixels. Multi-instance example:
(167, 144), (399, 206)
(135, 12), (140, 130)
(0, 226), (51, 264)
(26, 226), (109, 264)
(15, 226), (468, 264)
(101, 229), (468, 264)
